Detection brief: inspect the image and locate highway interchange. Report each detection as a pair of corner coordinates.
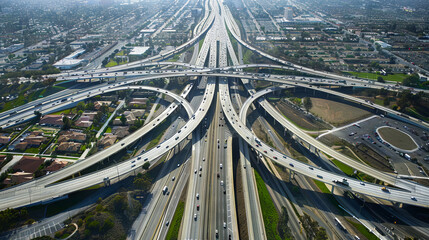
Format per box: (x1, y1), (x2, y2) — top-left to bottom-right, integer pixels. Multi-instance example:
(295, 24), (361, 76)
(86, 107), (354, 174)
(1, 0), (429, 239)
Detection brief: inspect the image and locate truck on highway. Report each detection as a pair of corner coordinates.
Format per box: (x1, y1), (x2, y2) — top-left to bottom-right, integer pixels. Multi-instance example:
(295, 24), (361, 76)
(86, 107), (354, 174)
(162, 186), (168, 195)
(333, 178), (349, 186)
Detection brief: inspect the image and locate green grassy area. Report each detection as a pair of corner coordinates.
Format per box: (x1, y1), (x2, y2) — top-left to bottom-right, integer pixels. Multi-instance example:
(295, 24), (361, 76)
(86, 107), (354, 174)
(105, 127), (112, 133)
(254, 170), (282, 240)
(348, 220), (378, 240)
(313, 179), (331, 194)
(146, 119), (169, 150)
(105, 60), (118, 68)
(167, 53), (181, 62)
(331, 159), (355, 176)
(1, 85), (66, 113)
(115, 50), (125, 56)
(24, 147), (40, 154)
(198, 38), (205, 50)
(165, 201), (185, 240)
(346, 72), (408, 82)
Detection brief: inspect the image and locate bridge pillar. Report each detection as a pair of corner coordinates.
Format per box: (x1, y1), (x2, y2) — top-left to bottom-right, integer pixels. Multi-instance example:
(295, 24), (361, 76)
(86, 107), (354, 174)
(331, 185), (335, 193)
(393, 202), (403, 208)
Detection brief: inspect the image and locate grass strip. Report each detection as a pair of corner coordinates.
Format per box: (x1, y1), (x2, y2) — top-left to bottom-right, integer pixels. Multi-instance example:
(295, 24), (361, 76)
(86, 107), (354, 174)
(165, 201), (185, 240)
(254, 170), (281, 240)
(348, 220), (378, 240)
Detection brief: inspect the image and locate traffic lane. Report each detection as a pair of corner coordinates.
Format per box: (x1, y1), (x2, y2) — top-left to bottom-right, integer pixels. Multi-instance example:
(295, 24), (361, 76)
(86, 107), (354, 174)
(219, 80), (429, 208)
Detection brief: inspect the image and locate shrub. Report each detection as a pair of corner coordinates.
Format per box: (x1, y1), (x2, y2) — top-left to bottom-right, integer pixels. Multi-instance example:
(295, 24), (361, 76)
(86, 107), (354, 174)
(87, 220), (100, 231)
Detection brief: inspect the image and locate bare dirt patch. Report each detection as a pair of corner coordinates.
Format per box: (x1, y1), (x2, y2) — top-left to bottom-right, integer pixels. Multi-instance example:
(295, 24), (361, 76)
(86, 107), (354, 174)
(273, 100), (331, 131)
(309, 98), (372, 126)
(378, 127), (418, 151)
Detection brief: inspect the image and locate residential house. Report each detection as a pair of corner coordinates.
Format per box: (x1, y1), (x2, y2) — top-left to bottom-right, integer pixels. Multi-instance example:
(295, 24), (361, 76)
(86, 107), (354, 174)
(13, 156), (45, 173)
(99, 134), (117, 149)
(57, 142), (82, 153)
(75, 116), (93, 128)
(40, 115), (64, 127)
(6, 172), (34, 184)
(0, 136), (10, 145)
(57, 131), (87, 143)
(112, 126), (130, 138)
(131, 109), (145, 118)
(45, 160), (68, 172)
(94, 101), (112, 110)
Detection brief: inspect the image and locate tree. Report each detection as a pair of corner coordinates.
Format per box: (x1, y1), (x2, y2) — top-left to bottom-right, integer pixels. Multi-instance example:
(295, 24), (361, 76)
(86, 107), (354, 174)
(377, 76), (385, 83)
(403, 73), (420, 87)
(62, 117), (72, 130)
(303, 97), (312, 112)
(133, 177), (151, 192)
(120, 114), (127, 125)
(34, 111), (42, 122)
(77, 102), (85, 111)
(142, 162), (150, 170)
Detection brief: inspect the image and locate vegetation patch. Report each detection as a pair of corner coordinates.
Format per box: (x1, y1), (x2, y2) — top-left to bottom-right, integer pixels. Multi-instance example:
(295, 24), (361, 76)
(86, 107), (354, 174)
(346, 72), (407, 82)
(165, 201), (185, 240)
(348, 220), (378, 240)
(254, 170), (282, 240)
(378, 126), (418, 150)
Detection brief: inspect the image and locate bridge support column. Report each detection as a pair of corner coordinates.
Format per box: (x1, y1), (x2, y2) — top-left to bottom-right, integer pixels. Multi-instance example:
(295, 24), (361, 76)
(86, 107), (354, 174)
(331, 185), (335, 193)
(393, 202), (403, 208)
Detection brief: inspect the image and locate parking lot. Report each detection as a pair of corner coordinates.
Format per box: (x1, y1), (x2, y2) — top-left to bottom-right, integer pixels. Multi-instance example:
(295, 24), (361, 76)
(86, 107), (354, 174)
(328, 115), (429, 177)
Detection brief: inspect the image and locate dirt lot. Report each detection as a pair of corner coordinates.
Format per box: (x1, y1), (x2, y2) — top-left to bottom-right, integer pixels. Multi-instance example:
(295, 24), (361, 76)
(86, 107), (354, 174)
(309, 98), (372, 126)
(378, 127), (418, 151)
(273, 100), (331, 131)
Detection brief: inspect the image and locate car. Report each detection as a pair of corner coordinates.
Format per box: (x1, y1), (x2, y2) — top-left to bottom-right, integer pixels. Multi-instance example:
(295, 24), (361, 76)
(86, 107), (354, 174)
(220, 164), (223, 169)
(194, 214), (197, 220)
(137, 157), (141, 160)
(197, 205), (200, 210)
(360, 182), (365, 186)
(264, 150), (267, 153)
(166, 145), (169, 148)
(309, 167), (314, 170)
(121, 143), (125, 146)
(172, 176), (175, 181)
(194, 169), (197, 174)
(217, 173), (220, 178)
(289, 163), (294, 167)
(273, 156), (277, 160)
(144, 158), (148, 161)
(220, 181), (224, 186)
(166, 221), (170, 226)
(411, 196), (417, 201)
(196, 193), (199, 199)
(131, 160), (136, 163)
(202, 158), (205, 161)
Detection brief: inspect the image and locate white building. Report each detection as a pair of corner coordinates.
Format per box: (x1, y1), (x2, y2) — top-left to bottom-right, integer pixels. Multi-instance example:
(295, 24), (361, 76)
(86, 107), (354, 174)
(53, 49), (86, 70)
(284, 7), (293, 21)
